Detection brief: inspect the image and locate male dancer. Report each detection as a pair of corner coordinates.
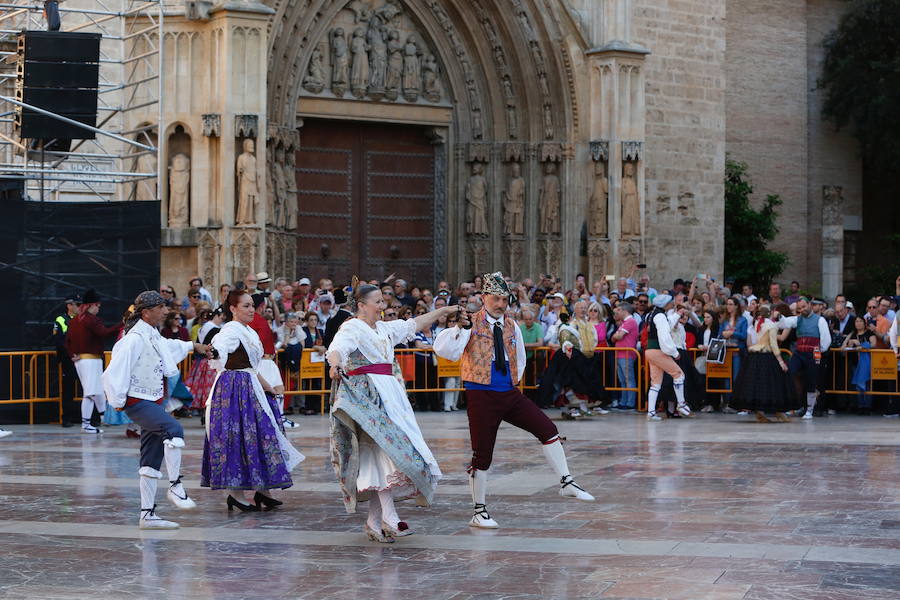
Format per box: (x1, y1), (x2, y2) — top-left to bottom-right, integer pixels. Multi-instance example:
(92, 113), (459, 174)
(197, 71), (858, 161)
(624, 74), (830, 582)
(66, 289), (121, 433)
(102, 291), (208, 529)
(644, 294), (691, 421)
(776, 296), (831, 419)
(434, 272), (594, 529)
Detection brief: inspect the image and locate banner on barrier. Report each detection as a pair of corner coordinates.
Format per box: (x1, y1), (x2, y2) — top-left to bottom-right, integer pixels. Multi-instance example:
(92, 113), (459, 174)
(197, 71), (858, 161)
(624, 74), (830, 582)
(871, 351), (899, 381)
(706, 350), (733, 378)
(437, 356), (461, 378)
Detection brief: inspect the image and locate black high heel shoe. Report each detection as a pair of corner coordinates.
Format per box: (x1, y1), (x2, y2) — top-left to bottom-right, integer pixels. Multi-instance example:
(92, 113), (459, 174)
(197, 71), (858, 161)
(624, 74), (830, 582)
(254, 491), (283, 509)
(226, 494), (260, 512)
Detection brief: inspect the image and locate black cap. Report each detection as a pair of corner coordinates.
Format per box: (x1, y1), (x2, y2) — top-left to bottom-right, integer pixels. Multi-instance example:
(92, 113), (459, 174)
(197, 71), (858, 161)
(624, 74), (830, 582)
(82, 289), (101, 304)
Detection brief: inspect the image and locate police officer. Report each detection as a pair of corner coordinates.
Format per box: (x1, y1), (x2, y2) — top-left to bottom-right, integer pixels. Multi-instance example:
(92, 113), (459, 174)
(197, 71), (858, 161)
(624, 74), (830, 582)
(53, 297), (81, 427)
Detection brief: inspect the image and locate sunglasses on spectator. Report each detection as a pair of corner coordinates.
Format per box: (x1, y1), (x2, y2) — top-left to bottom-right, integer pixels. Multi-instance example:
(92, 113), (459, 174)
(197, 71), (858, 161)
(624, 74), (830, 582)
(867, 304), (877, 309)
(638, 299), (648, 303)
(160, 289), (173, 294)
(190, 294), (200, 299)
(384, 311), (397, 317)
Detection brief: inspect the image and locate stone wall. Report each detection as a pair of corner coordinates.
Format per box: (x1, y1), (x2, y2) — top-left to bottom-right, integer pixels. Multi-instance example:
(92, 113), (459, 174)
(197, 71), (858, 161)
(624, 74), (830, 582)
(633, 0), (727, 285)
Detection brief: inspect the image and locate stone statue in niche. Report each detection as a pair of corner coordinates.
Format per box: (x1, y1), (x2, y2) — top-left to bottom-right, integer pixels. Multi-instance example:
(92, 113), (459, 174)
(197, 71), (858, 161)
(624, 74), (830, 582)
(422, 54), (440, 103)
(167, 153), (190, 228)
(589, 161), (608, 237)
(283, 151), (298, 230)
(236, 138), (258, 226)
(401, 36), (421, 102)
(349, 27), (369, 99)
(385, 30), (403, 101)
(330, 28), (349, 97)
(502, 75), (517, 136)
(302, 44), (325, 94)
(621, 161), (641, 238)
(366, 17), (387, 98)
(539, 161), (560, 235)
(273, 145), (287, 228)
(503, 162), (525, 235)
(465, 162), (488, 235)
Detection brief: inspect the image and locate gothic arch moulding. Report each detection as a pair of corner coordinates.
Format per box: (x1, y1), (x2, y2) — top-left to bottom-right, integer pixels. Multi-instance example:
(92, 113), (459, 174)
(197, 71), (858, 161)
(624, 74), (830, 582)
(265, 0), (576, 144)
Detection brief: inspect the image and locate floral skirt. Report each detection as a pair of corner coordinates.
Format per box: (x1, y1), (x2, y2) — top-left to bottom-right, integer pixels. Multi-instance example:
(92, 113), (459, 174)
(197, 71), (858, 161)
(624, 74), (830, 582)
(186, 358), (217, 409)
(201, 370), (293, 490)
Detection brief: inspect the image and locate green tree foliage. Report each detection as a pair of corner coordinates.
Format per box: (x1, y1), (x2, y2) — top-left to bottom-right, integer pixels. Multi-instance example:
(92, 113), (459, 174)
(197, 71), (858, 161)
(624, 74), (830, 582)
(724, 158), (789, 291)
(819, 0), (900, 177)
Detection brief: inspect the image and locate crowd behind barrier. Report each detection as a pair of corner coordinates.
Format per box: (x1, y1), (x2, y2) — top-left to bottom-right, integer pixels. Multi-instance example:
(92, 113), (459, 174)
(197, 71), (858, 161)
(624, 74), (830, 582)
(2, 344), (897, 424)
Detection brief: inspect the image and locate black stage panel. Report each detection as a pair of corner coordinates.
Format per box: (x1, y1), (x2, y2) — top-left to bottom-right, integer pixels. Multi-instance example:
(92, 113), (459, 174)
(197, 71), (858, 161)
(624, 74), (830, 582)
(0, 182), (160, 350)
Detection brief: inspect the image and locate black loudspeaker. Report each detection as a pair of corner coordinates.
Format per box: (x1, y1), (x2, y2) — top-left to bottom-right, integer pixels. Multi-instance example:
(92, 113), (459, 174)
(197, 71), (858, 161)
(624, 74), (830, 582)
(14, 31), (101, 141)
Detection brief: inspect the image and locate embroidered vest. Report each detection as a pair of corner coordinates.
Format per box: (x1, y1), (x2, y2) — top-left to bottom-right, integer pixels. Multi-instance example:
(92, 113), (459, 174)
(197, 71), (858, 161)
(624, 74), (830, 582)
(128, 332), (165, 400)
(797, 314), (820, 339)
(460, 310), (519, 385)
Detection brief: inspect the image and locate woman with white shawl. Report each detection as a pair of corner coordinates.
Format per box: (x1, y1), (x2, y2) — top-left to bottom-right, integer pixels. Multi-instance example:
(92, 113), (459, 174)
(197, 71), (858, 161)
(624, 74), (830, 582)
(201, 290), (304, 511)
(327, 281), (455, 542)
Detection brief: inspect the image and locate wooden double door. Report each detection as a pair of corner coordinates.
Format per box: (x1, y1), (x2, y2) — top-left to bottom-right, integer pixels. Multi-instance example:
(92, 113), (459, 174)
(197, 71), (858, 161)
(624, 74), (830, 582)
(294, 119), (436, 287)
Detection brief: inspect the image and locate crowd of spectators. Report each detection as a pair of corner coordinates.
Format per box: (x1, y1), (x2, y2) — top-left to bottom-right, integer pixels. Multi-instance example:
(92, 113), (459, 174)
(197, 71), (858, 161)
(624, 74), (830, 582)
(158, 269), (900, 418)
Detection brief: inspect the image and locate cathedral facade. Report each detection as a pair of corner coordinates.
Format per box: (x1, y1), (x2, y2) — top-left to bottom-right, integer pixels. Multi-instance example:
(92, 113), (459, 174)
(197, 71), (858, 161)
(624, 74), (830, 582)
(147, 0), (860, 296)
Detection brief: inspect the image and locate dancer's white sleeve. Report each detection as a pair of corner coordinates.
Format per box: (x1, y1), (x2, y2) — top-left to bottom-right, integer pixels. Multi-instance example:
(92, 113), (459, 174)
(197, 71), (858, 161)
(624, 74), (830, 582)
(817, 317), (832, 352)
(889, 318), (898, 353)
(653, 313), (679, 358)
(102, 334), (141, 409)
(433, 326), (472, 361)
(161, 338), (193, 363)
(514, 325), (527, 381)
(776, 316), (798, 330)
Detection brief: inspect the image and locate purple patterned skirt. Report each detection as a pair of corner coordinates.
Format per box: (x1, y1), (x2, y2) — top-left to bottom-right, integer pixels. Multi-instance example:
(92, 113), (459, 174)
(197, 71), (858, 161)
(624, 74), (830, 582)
(201, 370), (293, 490)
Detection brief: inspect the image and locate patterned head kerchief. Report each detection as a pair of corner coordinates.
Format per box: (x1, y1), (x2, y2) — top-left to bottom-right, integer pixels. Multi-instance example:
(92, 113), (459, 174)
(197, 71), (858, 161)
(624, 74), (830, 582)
(482, 272), (511, 298)
(125, 290), (167, 332)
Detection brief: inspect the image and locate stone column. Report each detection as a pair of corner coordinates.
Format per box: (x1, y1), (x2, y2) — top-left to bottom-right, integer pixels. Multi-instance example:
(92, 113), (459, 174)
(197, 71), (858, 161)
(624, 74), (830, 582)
(822, 185), (844, 299)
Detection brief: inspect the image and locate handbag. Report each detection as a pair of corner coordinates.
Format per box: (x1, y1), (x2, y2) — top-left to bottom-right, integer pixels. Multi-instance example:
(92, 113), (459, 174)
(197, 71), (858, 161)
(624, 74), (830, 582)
(706, 338), (726, 364)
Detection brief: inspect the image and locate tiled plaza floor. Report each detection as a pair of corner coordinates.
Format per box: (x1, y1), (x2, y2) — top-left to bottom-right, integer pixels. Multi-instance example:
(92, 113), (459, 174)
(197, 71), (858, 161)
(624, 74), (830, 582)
(3, 411), (900, 599)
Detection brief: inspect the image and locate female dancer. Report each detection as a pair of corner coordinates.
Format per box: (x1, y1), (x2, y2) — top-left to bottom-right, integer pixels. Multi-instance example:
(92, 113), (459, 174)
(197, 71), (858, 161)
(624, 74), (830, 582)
(327, 282), (454, 542)
(731, 305), (798, 421)
(201, 291), (305, 511)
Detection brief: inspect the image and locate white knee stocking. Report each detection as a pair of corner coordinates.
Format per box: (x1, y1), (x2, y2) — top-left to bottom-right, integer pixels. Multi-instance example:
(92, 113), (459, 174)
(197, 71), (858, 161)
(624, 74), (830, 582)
(378, 489), (400, 528)
(806, 392), (817, 412)
(163, 443), (184, 494)
(541, 438), (569, 479)
(469, 468), (488, 506)
(673, 376), (686, 407)
(81, 398), (94, 423)
(139, 466), (161, 510)
(648, 384), (661, 415)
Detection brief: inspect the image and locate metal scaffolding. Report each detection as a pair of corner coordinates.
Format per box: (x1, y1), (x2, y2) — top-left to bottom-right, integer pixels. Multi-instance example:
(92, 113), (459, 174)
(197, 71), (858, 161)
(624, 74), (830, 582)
(0, 0), (163, 202)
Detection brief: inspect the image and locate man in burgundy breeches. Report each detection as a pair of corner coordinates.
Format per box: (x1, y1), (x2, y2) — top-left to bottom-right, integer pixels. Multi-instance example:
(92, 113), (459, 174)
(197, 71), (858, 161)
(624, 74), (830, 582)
(434, 272), (595, 529)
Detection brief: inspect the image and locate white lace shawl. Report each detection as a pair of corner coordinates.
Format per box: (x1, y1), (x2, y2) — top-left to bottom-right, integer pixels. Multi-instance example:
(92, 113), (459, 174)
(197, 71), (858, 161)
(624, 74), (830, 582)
(327, 317), (417, 368)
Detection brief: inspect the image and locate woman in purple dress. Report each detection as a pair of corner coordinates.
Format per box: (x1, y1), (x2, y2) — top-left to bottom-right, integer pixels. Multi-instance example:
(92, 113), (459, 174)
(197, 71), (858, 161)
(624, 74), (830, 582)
(201, 290), (305, 511)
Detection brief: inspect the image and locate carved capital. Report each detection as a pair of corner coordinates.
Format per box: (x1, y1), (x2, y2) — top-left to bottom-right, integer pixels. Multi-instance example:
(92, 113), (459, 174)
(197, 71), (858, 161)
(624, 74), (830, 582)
(540, 142), (563, 163)
(235, 114), (259, 139)
(590, 140), (609, 162)
(502, 142), (525, 163)
(622, 141), (643, 161)
(201, 114), (221, 137)
(467, 142), (491, 163)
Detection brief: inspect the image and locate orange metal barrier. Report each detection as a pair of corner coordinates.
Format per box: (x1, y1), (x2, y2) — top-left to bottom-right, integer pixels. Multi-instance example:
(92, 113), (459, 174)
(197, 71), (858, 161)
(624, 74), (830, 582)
(282, 349), (330, 414)
(0, 351), (62, 424)
(826, 347), (900, 397)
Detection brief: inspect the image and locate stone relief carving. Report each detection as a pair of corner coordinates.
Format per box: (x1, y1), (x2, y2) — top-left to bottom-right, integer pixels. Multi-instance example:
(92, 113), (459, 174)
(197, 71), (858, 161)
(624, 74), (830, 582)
(622, 141), (642, 161)
(588, 161), (608, 237)
(823, 185), (843, 227)
(467, 143), (491, 163)
(505, 239), (524, 280)
(349, 27), (369, 98)
(502, 75), (518, 138)
(283, 151), (298, 230)
(465, 162), (488, 236)
(232, 231), (256, 283)
(271, 144), (287, 226)
(504, 142), (524, 163)
(588, 240), (608, 281)
(589, 140), (609, 162)
(401, 35), (422, 102)
(302, 43), (326, 94)
(468, 239), (489, 276)
(235, 115), (258, 139)
(539, 161), (561, 235)
(236, 138), (258, 226)
(330, 27), (350, 97)
(621, 161), (640, 238)
(301, 2), (447, 106)
(201, 113), (220, 137)
(503, 162), (525, 236)
(198, 231), (220, 292)
(167, 153), (190, 228)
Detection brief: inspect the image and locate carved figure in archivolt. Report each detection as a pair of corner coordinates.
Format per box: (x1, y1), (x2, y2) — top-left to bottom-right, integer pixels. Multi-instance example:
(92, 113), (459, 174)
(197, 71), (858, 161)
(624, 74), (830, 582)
(539, 161), (560, 235)
(621, 162), (641, 238)
(302, 44), (325, 94)
(330, 28), (350, 97)
(402, 36), (422, 102)
(385, 30), (403, 100)
(503, 162), (525, 235)
(589, 161), (609, 237)
(350, 27), (369, 99)
(422, 54), (440, 103)
(283, 151), (298, 230)
(167, 153), (190, 228)
(377, 0), (402, 24)
(366, 18), (387, 97)
(273, 145), (288, 227)
(236, 139), (258, 226)
(502, 75), (517, 136)
(465, 162), (488, 235)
